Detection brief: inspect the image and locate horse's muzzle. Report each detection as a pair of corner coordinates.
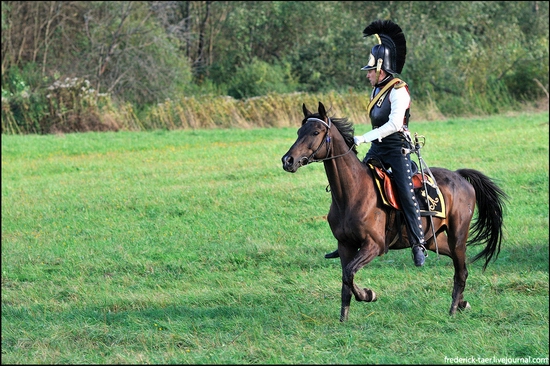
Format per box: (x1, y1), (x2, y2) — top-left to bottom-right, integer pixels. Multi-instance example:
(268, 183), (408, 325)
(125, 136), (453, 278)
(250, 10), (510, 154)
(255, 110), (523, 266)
(282, 154), (307, 173)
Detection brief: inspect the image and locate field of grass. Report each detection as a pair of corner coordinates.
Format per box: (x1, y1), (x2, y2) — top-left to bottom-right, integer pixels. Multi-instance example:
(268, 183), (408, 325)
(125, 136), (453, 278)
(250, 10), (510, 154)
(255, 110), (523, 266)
(2, 110), (549, 364)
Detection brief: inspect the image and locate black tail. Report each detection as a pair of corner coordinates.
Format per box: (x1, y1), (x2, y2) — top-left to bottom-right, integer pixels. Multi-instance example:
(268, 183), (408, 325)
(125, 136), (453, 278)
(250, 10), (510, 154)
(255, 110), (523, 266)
(457, 168), (508, 271)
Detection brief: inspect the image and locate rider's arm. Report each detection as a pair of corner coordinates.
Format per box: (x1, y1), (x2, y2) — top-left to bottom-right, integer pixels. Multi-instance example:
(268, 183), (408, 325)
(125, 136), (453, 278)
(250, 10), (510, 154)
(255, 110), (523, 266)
(354, 87), (410, 144)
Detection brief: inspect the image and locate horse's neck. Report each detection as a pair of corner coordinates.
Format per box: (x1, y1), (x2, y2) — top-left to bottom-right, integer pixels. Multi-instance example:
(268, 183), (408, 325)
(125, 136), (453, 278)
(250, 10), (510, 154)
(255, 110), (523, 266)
(323, 134), (371, 205)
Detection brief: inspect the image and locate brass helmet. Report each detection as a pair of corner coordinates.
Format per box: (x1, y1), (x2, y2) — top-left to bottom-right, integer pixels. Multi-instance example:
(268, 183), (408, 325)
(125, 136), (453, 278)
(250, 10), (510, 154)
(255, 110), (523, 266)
(361, 20), (407, 76)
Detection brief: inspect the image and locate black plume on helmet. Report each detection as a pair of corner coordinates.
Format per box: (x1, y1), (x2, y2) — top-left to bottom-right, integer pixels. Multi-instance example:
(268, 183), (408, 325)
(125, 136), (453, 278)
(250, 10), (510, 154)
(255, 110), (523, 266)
(361, 20), (407, 75)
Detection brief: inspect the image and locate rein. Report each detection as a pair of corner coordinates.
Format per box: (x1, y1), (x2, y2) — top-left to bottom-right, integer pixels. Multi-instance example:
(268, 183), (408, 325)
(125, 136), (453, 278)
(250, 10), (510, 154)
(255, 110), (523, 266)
(304, 117), (355, 164)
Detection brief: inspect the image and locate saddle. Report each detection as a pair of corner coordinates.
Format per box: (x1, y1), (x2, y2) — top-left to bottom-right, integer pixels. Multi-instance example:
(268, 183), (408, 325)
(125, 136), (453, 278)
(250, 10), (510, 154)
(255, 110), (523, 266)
(367, 158), (446, 218)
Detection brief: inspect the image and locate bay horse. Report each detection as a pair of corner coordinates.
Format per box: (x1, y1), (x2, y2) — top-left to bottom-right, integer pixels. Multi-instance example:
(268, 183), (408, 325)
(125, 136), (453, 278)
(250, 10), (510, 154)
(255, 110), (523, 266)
(281, 102), (507, 322)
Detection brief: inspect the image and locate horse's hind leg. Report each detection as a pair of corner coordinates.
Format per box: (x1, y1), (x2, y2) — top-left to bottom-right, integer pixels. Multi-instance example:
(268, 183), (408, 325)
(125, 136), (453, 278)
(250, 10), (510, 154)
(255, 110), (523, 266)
(448, 226), (471, 315)
(339, 242), (379, 322)
(450, 252), (470, 314)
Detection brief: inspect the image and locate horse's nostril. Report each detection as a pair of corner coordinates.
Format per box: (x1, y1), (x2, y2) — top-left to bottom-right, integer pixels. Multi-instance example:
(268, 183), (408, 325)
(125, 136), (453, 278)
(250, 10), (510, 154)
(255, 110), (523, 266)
(282, 155), (293, 166)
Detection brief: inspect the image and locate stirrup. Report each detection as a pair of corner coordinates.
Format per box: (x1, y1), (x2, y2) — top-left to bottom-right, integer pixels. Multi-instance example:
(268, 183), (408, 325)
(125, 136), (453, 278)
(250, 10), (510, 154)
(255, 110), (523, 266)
(420, 243), (427, 257)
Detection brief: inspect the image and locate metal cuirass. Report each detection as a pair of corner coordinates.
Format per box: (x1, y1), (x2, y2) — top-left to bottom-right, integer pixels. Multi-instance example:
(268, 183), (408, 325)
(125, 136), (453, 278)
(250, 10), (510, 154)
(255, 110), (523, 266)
(370, 87), (393, 129)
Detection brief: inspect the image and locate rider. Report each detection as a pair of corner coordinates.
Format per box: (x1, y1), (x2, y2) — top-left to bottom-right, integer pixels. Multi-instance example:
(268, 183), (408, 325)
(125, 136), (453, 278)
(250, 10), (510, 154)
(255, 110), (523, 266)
(324, 19), (427, 267)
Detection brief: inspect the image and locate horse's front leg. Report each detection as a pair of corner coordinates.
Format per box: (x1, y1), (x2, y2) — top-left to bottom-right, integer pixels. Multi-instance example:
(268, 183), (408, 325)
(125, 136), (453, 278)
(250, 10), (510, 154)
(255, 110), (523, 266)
(339, 242), (379, 322)
(339, 281), (352, 323)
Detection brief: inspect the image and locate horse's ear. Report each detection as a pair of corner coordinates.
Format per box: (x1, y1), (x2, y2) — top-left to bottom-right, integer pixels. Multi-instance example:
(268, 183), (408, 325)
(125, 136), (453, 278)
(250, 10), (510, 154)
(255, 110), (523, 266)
(318, 102), (327, 119)
(302, 103), (312, 117)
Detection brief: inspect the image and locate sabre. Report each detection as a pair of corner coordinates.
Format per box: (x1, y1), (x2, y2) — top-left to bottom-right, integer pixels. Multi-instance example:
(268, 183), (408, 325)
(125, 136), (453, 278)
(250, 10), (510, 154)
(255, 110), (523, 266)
(403, 133), (440, 258)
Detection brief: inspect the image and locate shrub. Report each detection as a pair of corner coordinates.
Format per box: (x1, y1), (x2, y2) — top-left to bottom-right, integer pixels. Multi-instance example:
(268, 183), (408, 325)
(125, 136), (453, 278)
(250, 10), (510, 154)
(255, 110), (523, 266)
(226, 59), (299, 99)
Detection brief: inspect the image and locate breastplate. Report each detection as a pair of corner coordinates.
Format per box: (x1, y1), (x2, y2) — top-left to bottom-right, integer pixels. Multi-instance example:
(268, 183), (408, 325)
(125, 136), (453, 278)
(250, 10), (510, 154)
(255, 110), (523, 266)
(370, 88), (392, 128)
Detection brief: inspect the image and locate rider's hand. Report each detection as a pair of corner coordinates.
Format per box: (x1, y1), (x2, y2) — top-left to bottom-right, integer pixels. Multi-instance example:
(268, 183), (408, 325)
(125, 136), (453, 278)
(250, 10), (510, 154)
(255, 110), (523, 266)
(354, 135), (367, 145)
(354, 129), (381, 145)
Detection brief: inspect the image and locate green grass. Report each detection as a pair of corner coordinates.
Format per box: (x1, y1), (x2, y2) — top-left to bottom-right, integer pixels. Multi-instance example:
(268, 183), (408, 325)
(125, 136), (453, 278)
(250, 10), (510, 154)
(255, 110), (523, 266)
(2, 111), (548, 364)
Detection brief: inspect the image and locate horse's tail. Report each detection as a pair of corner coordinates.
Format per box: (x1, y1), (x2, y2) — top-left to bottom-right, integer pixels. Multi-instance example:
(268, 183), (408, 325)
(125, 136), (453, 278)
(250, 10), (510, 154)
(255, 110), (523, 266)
(457, 168), (508, 271)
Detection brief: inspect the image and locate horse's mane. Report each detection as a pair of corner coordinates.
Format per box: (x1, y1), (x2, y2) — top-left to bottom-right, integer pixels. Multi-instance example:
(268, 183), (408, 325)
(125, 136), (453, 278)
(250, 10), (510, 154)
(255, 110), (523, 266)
(305, 112), (358, 155)
(331, 116), (358, 155)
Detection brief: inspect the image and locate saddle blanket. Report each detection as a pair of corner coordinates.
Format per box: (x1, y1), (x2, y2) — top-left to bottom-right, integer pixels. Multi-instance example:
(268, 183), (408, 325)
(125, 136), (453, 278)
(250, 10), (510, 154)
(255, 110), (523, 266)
(367, 161), (446, 219)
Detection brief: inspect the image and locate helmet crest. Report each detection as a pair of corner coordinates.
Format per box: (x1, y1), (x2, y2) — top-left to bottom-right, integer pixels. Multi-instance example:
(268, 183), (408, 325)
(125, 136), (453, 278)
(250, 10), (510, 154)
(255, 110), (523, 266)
(361, 20), (407, 75)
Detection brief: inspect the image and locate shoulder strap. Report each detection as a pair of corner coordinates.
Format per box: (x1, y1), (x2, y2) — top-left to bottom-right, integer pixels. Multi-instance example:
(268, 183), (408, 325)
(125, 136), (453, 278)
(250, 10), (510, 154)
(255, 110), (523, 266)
(394, 80), (407, 89)
(366, 78), (402, 116)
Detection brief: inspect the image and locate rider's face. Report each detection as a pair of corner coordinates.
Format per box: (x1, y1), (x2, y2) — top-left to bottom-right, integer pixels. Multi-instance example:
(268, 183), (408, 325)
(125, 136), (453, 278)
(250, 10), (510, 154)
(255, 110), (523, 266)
(367, 69), (386, 86)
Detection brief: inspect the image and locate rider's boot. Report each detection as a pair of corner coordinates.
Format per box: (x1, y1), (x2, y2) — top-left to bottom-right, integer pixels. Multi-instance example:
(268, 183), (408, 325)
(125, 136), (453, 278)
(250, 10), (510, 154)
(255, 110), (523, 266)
(412, 243), (426, 267)
(324, 249), (339, 259)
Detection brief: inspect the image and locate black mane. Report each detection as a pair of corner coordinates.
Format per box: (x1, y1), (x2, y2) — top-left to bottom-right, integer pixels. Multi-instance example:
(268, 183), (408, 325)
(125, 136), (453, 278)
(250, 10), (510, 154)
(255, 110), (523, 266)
(303, 112), (358, 155)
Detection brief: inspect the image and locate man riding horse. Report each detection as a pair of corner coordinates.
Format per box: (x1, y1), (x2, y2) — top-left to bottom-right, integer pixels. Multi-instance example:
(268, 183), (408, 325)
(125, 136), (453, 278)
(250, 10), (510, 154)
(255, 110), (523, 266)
(324, 19), (427, 266)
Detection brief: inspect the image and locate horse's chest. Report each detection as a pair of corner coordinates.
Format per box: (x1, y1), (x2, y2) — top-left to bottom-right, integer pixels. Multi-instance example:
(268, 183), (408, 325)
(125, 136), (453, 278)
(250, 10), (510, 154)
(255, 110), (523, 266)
(327, 211), (363, 242)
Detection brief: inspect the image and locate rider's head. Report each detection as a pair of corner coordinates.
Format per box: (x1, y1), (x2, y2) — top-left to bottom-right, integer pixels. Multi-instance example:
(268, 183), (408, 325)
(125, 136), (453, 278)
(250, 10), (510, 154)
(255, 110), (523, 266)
(361, 20), (407, 79)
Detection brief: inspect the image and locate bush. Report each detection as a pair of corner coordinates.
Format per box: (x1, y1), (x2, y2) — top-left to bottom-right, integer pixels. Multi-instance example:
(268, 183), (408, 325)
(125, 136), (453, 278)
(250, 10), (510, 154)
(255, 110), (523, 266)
(2, 75), (119, 134)
(226, 59), (299, 99)
(2, 65), (44, 134)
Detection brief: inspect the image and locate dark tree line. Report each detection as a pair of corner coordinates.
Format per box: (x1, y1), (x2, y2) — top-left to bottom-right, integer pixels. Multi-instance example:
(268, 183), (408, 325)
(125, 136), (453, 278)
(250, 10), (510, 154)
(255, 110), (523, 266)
(2, 1), (548, 109)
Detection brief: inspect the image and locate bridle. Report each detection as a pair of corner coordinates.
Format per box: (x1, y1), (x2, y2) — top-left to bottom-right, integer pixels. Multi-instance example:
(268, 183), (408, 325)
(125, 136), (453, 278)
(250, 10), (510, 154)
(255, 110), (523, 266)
(301, 117), (355, 164)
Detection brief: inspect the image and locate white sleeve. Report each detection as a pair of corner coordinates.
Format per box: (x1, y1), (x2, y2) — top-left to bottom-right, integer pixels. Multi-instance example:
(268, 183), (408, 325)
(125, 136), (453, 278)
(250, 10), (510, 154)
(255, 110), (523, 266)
(360, 86), (410, 142)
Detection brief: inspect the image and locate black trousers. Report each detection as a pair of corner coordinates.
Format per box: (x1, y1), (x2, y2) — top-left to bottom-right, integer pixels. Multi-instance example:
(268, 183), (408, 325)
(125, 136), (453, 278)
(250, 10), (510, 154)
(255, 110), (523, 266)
(363, 133), (425, 246)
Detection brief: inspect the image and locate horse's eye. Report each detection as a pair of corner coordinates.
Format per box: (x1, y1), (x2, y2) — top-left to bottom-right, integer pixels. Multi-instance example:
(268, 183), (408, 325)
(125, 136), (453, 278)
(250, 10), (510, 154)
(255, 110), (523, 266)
(313, 131), (320, 135)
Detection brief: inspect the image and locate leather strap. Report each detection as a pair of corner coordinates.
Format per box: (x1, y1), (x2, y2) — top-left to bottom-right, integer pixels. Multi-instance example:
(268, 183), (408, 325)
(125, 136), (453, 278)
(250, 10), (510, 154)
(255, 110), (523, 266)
(366, 78), (402, 116)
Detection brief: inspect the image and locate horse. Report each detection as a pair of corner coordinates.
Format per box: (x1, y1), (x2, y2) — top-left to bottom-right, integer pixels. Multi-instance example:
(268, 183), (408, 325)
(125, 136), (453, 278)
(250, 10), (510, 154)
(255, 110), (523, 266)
(281, 101), (507, 322)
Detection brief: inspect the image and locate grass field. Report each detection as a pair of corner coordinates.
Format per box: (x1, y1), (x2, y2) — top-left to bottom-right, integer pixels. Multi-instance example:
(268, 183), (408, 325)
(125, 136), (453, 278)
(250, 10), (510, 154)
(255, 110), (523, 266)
(2, 110), (549, 364)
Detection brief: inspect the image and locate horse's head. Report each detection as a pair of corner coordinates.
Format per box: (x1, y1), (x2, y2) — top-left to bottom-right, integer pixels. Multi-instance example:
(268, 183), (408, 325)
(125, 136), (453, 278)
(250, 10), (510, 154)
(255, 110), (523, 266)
(282, 102), (357, 173)
(281, 102), (333, 173)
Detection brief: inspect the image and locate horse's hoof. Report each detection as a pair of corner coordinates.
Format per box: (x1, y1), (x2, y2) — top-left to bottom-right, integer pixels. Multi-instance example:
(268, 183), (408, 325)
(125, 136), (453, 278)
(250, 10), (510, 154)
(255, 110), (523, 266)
(450, 301), (470, 315)
(365, 289), (377, 302)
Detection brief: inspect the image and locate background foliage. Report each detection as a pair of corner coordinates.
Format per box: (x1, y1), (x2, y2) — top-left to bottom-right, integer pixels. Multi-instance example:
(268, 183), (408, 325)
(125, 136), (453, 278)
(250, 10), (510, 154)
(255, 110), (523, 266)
(1, 1), (549, 134)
